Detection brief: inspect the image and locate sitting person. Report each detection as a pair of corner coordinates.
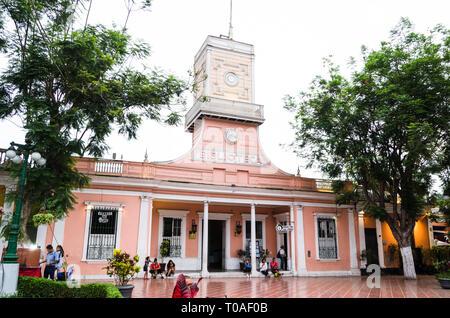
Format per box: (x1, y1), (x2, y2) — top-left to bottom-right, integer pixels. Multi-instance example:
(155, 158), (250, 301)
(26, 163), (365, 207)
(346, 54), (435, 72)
(243, 258), (252, 278)
(150, 258), (164, 279)
(260, 259), (269, 277)
(172, 274), (202, 298)
(166, 259), (176, 277)
(270, 258), (281, 277)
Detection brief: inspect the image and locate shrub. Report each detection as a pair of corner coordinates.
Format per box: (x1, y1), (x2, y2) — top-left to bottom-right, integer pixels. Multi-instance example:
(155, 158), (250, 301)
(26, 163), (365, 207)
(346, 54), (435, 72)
(429, 246), (450, 274)
(16, 276), (122, 298)
(103, 249), (140, 286)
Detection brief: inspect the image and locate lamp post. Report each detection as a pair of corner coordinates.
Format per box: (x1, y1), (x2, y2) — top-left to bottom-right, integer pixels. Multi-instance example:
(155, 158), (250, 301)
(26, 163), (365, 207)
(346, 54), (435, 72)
(1, 142), (46, 296)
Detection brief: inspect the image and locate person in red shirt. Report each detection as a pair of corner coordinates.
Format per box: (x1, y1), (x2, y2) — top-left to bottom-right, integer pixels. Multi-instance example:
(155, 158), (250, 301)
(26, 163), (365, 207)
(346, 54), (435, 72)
(270, 258), (281, 277)
(172, 274), (202, 298)
(150, 258), (164, 279)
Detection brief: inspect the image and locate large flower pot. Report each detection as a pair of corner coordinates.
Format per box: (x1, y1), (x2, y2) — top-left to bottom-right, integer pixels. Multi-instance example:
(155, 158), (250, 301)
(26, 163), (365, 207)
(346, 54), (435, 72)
(117, 285), (134, 298)
(437, 278), (450, 289)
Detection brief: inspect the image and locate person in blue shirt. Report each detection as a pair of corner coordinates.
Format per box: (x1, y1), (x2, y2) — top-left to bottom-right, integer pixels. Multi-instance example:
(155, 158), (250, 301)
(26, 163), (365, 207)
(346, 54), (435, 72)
(39, 245), (58, 280)
(243, 258), (252, 278)
(55, 245), (65, 281)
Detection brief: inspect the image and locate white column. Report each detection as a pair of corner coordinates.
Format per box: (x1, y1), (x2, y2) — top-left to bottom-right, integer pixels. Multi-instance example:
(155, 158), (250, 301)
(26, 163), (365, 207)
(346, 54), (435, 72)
(35, 224), (47, 258)
(289, 204), (296, 274)
(201, 201), (209, 277)
(250, 203), (257, 275)
(375, 219), (385, 268)
(225, 218), (231, 270)
(147, 197), (153, 257)
(347, 208), (359, 275)
(0, 186), (15, 251)
(137, 195), (149, 270)
(52, 217), (66, 248)
(358, 211), (367, 268)
(427, 217), (434, 248)
(295, 205), (307, 275)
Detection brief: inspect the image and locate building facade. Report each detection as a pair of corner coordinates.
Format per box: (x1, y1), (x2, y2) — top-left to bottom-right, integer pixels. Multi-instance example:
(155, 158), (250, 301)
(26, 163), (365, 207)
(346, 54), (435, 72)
(0, 35), (434, 279)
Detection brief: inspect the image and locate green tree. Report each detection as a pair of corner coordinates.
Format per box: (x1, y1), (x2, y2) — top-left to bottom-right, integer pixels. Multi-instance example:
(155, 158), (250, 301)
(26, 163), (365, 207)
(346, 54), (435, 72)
(0, 0), (189, 243)
(284, 18), (449, 279)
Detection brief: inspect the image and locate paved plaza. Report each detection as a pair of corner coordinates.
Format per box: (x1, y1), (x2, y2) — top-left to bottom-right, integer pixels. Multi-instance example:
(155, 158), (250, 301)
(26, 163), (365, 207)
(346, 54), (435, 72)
(81, 275), (450, 298)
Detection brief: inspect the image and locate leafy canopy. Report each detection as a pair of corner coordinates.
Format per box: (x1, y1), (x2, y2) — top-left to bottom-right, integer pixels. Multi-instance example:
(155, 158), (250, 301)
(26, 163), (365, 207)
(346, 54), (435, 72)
(0, 0), (189, 240)
(284, 18), (449, 246)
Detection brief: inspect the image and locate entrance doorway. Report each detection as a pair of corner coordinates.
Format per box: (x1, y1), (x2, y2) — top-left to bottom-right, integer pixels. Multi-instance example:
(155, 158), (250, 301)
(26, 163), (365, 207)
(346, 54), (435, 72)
(202, 220), (226, 271)
(364, 228), (379, 265)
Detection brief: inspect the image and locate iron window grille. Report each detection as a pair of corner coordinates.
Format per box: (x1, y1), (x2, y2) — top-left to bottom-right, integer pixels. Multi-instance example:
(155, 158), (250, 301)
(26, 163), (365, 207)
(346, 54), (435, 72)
(317, 218), (338, 259)
(86, 206), (118, 260)
(245, 220), (263, 255)
(162, 217), (182, 257)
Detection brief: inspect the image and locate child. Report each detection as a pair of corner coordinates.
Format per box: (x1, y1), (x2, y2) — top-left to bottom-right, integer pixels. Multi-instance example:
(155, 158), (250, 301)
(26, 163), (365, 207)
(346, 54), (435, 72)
(270, 258), (281, 277)
(150, 258), (164, 279)
(166, 259), (176, 277)
(143, 256), (150, 280)
(243, 258), (252, 278)
(55, 245), (65, 281)
(260, 259), (269, 277)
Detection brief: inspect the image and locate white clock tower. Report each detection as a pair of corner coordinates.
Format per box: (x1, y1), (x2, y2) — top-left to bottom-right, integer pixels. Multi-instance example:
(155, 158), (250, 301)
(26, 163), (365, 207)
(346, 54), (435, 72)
(185, 35), (265, 134)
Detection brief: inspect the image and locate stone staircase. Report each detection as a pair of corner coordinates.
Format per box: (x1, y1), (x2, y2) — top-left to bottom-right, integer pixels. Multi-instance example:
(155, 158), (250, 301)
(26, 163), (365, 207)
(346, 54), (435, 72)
(177, 270), (294, 279)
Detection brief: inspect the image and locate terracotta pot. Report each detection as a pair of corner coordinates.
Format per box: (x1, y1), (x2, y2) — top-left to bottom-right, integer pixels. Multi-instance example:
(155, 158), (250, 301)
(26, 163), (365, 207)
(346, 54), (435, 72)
(117, 285), (134, 298)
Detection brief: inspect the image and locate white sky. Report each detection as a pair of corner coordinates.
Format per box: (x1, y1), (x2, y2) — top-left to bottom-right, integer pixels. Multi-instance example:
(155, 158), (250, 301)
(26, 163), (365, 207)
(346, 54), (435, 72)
(1, 0), (449, 183)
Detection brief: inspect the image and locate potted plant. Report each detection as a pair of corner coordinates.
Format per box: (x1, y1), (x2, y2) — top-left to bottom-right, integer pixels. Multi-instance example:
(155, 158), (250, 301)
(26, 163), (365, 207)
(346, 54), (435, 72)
(159, 239), (170, 272)
(387, 243), (398, 266)
(103, 249), (140, 298)
(32, 210), (55, 227)
(430, 246), (450, 289)
(237, 249), (246, 270)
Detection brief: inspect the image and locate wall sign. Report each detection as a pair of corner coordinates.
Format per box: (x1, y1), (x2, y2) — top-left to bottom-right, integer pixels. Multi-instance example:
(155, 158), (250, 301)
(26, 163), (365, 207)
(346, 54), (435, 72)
(276, 224), (294, 233)
(193, 149), (265, 166)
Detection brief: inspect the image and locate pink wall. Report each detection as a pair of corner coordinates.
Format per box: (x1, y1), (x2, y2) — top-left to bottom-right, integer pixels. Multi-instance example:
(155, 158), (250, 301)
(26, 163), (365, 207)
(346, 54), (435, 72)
(302, 206), (351, 272)
(55, 193), (140, 276)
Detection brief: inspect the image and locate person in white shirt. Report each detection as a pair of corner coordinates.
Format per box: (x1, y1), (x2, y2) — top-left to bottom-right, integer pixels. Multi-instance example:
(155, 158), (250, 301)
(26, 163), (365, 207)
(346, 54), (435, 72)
(278, 246), (287, 270)
(260, 259), (269, 277)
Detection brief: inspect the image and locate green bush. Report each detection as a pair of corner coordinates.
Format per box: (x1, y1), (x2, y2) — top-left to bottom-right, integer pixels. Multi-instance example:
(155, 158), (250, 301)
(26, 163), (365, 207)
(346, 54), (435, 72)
(16, 276), (122, 298)
(429, 246), (450, 274)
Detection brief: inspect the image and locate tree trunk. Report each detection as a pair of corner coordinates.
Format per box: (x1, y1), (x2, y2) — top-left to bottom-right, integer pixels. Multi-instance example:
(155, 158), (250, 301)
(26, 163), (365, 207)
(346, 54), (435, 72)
(385, 215), (417, 280)
(399, 245), (416, 280)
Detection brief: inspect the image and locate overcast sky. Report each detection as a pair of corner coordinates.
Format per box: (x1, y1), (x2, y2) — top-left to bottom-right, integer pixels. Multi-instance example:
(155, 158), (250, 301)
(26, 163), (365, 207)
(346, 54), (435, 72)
(1, 0), (449, 183)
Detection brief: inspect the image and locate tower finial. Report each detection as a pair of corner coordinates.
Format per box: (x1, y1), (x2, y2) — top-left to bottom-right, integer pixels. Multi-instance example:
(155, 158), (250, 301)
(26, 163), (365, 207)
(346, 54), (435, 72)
(228, 0), (233, 39)
(144, 149), (149, 163)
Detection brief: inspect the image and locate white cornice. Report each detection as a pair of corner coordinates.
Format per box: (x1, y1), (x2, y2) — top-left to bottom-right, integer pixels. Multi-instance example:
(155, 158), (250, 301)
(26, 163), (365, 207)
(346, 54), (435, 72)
(83, 174), (337, 201)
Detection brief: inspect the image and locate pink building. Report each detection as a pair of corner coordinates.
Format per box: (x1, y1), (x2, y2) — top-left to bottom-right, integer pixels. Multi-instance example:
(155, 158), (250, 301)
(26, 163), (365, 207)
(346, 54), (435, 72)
(30, 35), (432, 279)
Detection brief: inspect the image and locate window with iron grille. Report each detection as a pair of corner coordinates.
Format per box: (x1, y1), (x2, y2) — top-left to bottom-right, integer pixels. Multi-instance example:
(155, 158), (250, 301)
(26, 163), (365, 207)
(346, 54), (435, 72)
(86, 207), (118, 260)
(317, 218), (338, 259)
(245, 220), (263, 253)
(162, 217), (182, 257)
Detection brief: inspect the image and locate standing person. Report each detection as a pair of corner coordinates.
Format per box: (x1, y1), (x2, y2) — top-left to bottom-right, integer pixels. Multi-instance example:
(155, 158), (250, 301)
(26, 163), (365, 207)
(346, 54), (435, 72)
(39, 245), (58, 280)
(143, 257), (150, 280)
(55, 245), (65, 281)
(150, 258), (164, 279)
(243, 258), (252, 278)
(166, 259), (176, 277)
(260, 259), (269, 277)
(278, 245), (287, 270)
(270, 258), (281, 277)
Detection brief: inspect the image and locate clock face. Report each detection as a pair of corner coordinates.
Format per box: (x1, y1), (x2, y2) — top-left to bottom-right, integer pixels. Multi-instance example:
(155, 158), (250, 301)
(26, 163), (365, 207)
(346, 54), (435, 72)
(224, 72), (239, 87)
(224, 128), (238, 144)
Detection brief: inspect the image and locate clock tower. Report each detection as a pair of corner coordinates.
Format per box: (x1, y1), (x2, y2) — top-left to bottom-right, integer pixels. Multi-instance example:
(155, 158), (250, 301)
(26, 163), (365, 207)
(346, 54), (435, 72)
(185, 35), (265, 133)
(182, 35), (267, 169)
